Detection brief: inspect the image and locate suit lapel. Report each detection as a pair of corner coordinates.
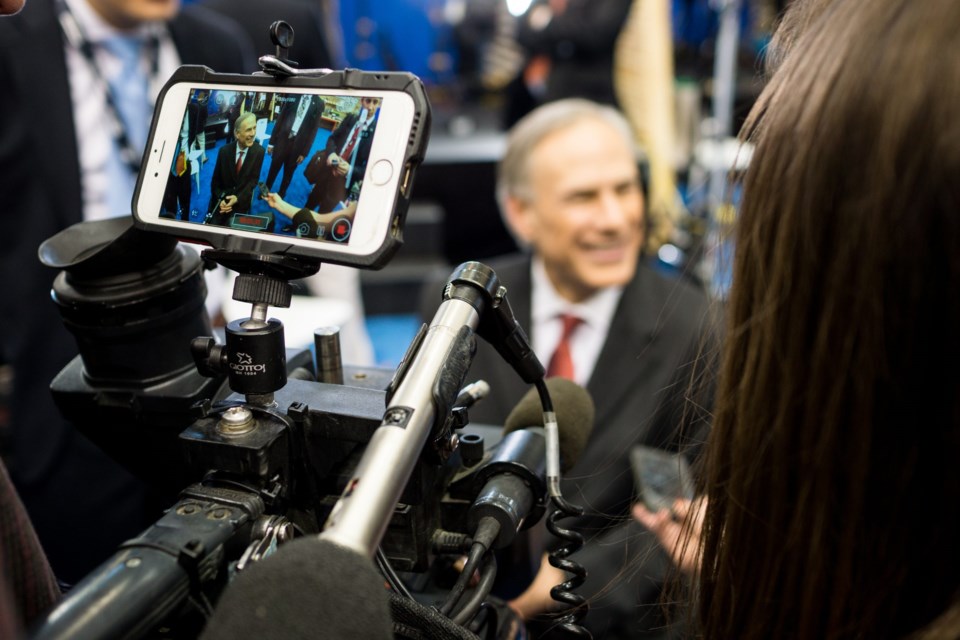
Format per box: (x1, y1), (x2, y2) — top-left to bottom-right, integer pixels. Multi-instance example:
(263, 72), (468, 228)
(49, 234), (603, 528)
(21, 0), (83, 229)
(586, 264), (660, 430)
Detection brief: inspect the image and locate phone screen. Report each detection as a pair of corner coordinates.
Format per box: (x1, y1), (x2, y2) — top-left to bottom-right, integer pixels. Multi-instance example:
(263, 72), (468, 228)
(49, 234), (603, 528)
(157, 88), (386, 245)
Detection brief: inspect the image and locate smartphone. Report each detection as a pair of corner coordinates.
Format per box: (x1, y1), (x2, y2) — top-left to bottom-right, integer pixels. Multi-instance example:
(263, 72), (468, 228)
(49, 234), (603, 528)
(133, 66), (430, 269)
(631, 445), (695, 513)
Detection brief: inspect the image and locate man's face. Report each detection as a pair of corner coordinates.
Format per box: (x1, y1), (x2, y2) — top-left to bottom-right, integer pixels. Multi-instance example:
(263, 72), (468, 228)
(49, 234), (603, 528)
(361, 97), (381, 113)
(506, 118), (645, 303)
(86, 0), (180, 29)
(235, 118), (257, 149)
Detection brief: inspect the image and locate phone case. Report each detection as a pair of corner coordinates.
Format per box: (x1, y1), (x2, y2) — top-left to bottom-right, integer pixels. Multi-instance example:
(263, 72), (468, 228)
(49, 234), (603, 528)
(132, 65), (432, 269)
(630, 445), (695, 513)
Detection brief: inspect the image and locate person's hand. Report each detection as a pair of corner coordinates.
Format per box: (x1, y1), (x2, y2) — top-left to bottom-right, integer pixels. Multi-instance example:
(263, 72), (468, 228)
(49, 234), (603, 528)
(219, 195), (238, 213)
(326, 153), (340, 166)
(267, 145), (274, 155)
(296, 154), (305, 164)
(264, 192), (283, 210)
(633, 497), (706, 576)
(336, 161), (350, 176)
(507, 553), (566, 622)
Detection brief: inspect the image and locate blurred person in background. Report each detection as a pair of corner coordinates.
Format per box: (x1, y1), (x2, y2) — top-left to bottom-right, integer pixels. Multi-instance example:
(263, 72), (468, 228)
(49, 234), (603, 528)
(423, 98), (714, 639)
(0, 0), (254, 584)
(635, 0), (960, 637)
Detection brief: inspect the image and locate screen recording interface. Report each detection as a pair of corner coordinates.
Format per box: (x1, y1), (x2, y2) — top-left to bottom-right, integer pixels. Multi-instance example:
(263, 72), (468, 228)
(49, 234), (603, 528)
(159, 88), (384, 244)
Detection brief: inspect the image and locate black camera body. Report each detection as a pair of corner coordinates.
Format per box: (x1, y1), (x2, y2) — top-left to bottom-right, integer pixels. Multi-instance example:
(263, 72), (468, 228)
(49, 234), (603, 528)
(35, 215), (513, 639)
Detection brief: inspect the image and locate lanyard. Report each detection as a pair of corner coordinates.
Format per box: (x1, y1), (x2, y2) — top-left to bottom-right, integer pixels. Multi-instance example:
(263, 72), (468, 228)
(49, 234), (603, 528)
(56, 0), (160, 176)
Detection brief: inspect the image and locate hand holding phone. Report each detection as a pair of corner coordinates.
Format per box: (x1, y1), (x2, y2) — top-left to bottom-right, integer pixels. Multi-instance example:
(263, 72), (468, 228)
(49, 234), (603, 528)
(633, 496), (705, 575)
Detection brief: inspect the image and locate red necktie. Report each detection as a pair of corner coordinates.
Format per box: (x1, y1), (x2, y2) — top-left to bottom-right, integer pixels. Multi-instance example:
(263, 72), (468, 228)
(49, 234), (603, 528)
(235, 149), (245, 175)
(547, 314), (582, 380)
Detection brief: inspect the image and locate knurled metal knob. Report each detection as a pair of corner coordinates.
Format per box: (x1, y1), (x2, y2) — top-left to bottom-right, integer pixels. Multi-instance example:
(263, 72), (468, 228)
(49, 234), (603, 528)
(232, 274), (292, 308)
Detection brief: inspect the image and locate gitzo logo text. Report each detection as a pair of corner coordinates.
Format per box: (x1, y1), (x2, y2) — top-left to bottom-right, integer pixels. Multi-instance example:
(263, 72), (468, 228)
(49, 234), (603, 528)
(230, 352), (266, 375)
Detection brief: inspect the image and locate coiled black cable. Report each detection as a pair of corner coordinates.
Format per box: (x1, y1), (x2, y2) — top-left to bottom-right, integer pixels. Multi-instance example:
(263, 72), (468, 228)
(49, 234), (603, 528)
(535, 378), (592, 638)
(545, 495), (590, 637)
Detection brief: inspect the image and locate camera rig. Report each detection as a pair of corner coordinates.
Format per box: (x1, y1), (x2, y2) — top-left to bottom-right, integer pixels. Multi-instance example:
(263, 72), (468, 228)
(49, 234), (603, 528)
(30, 24), (593, 640)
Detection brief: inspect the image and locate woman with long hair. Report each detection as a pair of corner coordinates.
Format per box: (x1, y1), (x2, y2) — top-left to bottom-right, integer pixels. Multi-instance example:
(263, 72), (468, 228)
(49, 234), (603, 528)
(637, 0), (960, 637)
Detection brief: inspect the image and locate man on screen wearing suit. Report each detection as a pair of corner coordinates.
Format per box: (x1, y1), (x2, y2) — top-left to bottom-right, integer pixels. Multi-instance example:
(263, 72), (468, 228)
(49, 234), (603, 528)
(162, 89), (209, 220)
(421, 99), (712, 639)
(304, 96), (380, 213)
(0, 0), (254, 584)
(264, 93), (323, 199)
(207, 111), (265, 226)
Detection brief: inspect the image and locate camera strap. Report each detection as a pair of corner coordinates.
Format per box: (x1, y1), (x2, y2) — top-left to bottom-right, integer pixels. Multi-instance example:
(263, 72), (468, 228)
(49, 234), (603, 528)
(56, 0), (160, 176)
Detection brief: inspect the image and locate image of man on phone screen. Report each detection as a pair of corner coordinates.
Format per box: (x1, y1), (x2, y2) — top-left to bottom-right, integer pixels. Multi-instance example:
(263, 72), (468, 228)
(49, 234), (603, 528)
(206, 111), (264, 226)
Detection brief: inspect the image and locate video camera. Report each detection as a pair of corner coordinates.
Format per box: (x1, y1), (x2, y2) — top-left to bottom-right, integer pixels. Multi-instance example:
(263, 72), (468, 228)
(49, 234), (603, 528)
(29, 27), (592, 640)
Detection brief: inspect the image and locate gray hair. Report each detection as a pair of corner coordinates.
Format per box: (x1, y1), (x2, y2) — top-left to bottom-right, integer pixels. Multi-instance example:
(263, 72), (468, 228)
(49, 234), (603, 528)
(495, 98), (638, 211)
(234, 111), (257, 132)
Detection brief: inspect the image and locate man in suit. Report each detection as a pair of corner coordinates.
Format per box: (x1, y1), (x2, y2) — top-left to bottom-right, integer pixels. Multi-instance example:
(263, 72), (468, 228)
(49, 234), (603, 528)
(304, 95), (380, 212)
(264, 93), (323, 200)
(162, 88), (209, 220)
(420, 99), (711, 639)
(206, 111), (266, 226)
(0, 0), (254, 584)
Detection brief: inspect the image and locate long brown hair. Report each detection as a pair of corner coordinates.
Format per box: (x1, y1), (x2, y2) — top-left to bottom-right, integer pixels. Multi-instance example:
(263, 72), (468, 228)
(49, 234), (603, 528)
(698, 0), (960, 637)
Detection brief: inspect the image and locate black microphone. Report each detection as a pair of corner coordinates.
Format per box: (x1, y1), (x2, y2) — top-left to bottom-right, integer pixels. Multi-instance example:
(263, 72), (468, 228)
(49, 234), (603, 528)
(503, 377), (595, 473)
(468, 378), (595, 548)
(200, 538), (393, 640)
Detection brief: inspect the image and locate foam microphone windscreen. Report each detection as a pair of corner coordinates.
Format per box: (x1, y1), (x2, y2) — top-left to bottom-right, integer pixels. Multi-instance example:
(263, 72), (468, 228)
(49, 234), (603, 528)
(200, 538), (392, 640)
(503, 377), (595, 472)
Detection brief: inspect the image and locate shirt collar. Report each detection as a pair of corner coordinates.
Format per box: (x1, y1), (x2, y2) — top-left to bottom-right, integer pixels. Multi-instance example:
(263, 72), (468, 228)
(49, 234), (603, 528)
(530, 256), (623, 331)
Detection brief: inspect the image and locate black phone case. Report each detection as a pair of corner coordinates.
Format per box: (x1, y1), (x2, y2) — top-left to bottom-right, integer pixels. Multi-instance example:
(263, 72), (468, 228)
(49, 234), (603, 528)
(132, 65), (431, 270)
(631, 445), (695, 513)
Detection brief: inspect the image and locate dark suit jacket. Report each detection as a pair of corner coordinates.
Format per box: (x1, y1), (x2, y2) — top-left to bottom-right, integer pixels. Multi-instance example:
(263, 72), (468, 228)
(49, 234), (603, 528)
(325, 110), (376, 191)
(183, 101), (208, 150)
(208, 140), (266, 216)
(203, 0), (336, 71)
(420, 254), (714, 639)
(269, 94), (323, 158)
(0, 0), (254, 583)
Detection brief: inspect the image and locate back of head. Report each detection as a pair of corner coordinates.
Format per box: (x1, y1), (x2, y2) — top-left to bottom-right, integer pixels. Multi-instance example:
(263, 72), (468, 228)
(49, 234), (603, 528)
(700, 0), (960, 637)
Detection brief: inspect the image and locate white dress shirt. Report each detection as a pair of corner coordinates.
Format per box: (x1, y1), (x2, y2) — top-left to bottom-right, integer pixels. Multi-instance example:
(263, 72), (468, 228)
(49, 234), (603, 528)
(530, 257), (623, 387)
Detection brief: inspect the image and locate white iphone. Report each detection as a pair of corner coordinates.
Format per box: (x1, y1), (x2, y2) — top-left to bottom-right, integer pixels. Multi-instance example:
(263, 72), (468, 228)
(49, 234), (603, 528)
(133, 66), (430, 269)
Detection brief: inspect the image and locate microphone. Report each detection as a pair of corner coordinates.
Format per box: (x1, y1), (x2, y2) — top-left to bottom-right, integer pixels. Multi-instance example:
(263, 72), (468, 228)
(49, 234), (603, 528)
(200, 538), (392, 640)
(503, 377), (594, 473)
(320, 263), (502, 557)
(468, 378), (595, 548)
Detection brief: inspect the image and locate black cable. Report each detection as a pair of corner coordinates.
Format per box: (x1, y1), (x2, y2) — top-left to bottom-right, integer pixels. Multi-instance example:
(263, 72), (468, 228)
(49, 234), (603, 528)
(375, 546), (414, 600)
(466, 601), (500, 640)
(450, 552), (497, 626)
(536, 377), (592, 638)
(438, 517), (500, 616)
(438, 541), (485, 616)
(535, 378), (554, 413)
(545, 494), (591, 638)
